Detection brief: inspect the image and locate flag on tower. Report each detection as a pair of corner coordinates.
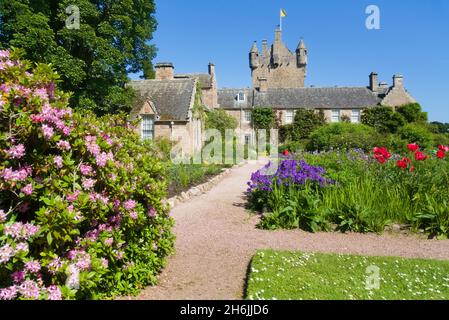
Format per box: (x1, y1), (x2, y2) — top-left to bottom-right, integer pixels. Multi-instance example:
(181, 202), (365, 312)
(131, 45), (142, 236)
(280, 9), (287, 18)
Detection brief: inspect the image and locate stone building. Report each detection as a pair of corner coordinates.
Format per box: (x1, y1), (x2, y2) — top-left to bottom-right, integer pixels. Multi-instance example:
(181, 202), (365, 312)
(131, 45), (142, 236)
(218, 28), (417, 137)
(129, 62), (217, 155)
(130, 27), (417, 154)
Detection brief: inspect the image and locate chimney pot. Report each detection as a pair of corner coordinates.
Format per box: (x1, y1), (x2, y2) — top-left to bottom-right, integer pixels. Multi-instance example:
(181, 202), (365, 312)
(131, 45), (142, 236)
(155, 62), (174, 80)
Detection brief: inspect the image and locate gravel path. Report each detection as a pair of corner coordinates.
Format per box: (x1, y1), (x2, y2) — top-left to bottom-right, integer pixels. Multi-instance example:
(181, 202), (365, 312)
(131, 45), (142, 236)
(135, 161), (449, 300)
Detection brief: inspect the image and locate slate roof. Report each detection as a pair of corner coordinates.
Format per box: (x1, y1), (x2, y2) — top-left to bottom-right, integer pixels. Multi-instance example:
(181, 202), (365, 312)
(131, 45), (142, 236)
(175, 73), (212, 89)
(130, 79), (196, 121)
(218, 87), (381, 110)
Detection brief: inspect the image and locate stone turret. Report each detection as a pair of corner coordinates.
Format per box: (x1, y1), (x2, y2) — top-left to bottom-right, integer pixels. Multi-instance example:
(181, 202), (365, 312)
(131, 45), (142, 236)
(250, 27), (307, 89)
(249, 41), (259, 70)
(296, 39), (308, 67)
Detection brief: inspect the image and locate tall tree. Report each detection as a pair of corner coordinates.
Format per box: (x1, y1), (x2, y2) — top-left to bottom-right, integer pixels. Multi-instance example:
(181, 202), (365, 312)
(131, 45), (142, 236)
(0, 0), (158, 115)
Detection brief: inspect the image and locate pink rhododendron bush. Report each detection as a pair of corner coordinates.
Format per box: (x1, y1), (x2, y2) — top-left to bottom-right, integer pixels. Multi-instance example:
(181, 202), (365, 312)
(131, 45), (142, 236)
(0, 50), (174, 300)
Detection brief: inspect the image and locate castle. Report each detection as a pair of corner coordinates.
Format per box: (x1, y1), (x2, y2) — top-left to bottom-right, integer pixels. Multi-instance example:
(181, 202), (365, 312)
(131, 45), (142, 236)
(130, 27), (417, 154)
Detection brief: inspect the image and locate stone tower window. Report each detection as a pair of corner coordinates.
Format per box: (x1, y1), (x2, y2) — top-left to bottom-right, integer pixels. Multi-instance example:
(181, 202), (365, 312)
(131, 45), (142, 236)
(237, 92), (246, 102)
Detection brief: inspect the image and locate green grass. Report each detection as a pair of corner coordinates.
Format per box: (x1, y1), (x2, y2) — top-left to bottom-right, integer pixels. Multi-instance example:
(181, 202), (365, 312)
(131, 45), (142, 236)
(245, 250), (449, 300)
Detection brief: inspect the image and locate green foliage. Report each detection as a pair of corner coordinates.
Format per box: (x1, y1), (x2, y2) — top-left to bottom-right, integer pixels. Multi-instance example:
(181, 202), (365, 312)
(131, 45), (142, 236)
(396, 103), (428, 123)
(251, 107), (276, 130)
(246, 250), (449, 300)
(280, 109), (326, 142)
(205, 108), (237, 135)
(0, 0), (158, 115)
(397, 124), (434, 149)
(0, 51), (174, 300)
(307, 123), (381, 152)
(361, 106), (405, 133)
(429, 121), (449, 134)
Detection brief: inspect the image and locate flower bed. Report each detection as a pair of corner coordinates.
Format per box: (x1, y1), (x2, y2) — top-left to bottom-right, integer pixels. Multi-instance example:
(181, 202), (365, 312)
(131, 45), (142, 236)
(247, 144), (449, 238)
(0, 50), (174, 300)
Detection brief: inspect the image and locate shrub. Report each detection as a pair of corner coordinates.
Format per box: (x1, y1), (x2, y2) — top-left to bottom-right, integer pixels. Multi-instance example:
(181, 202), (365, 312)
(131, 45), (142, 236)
(397, 124), (434, 149)
(0, 50), (174, 300)
(396, 103), (428, 124)
(252, 107), (276, 130)
(361, 106), (405, 133)
(290, 109), (326, 140)
(307, 123), (381, 152)
(205, 108), (237, 135)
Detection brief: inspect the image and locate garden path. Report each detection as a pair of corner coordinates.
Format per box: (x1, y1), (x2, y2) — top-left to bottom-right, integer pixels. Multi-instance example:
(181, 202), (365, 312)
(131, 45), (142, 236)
(134, 161), (449, 300)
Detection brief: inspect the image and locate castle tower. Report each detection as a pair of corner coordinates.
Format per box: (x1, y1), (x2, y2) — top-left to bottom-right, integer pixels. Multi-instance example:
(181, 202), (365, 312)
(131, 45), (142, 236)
(250, 28), (307, 90)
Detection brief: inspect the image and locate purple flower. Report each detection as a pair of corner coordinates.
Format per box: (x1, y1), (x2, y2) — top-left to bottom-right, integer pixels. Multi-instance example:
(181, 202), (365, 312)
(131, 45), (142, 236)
(21, 183), (33, 196)
(129, 211), (138, 220)
(6, 144), (26, 159)
(67, 190), (80, 202)
(0, 286), (17, 300)
(11, 271), (25, 283)
(47, 285), (62, 300)
(25, 260), (41, 273)
(54, 156), (63, 168)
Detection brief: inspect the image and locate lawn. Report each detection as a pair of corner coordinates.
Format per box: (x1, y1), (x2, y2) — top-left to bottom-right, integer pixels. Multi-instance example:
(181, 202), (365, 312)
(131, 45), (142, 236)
(245, 250), (449, 300)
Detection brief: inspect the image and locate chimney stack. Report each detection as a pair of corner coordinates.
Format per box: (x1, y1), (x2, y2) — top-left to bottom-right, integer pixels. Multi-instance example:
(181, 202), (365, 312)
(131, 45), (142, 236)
(393, 74), (404, 88)
(369, 72), (378, 92)
(155, 62), (174, 80)
(259, 77), (268, 92)
(208, 63), (216, 78)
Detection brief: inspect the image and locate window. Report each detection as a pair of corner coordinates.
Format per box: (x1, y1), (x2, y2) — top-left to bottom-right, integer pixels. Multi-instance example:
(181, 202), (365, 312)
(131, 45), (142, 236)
(244, 134), (252, 146)
(285, 110), (294, 124)
(351, 109), (361, 123)
(237, 92), (246, 102)
(244, 110), (252, 123)
(331, 109), (340, 123)
(141, 115), (154, 140)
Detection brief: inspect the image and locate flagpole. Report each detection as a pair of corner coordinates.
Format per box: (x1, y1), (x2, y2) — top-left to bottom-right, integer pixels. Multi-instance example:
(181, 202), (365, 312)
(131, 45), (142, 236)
(280, 9), (282, 31)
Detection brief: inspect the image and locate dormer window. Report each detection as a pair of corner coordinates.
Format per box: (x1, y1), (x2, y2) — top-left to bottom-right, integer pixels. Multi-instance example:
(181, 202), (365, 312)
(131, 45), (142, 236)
(237, 92), (246, 102)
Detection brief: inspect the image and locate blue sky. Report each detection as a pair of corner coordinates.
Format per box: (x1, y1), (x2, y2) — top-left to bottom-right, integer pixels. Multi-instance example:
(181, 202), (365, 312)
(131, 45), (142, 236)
(136, 0), (449, 122)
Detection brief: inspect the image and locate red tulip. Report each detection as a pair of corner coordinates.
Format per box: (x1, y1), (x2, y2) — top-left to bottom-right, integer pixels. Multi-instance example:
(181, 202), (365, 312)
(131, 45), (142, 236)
(373, 147), (391, 163)
(375, 154), (386, 164)
(438, 145), (449, 153)
(410, 166), (415, 173)
(397, 157), (411, 169)
(437, 150), (445, 159)
(283, 150), (289, 156)
(414, 151), (427, 161)
(407, 143), (420, 152)
(397, 159), (407, 169)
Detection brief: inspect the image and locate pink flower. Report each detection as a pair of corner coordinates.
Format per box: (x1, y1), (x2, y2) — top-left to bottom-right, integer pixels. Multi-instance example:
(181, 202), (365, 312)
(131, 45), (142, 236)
(47, 257), (63, 275)
(56, 140), (71, 151)
(21, 183), (33, 196)
(18, 280), (40, 299)
(54, 156), (63, 168)
(42, 124), (54, 139)
(82, 178), (96, 190)
(67, 190), (80, 202)
(147, 207), (157, 218)
(15, 243), (29, 253)
(0, 50), (10, 59)
(34, 88), (48, 101)
(47, 285), (62, 300)
(101, 258), (109, 268)
(0, 244), (14, 264)
(0, 286), (17, 300)
(0, 209), (7, 223)
(6, 144), (26, 159)
(95, 152), (113, 168)
(85, 136), (101, 155)
(80, 164), (92, 176)
(152, 243), (158, 251)
(124, 200), (136, 211)
(1, 167), (31, 182)
(129, 211), (138, 220)
(75, 252), (91, 271)
(25, 261), (41, 273)
(104, 238), (113, 246)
